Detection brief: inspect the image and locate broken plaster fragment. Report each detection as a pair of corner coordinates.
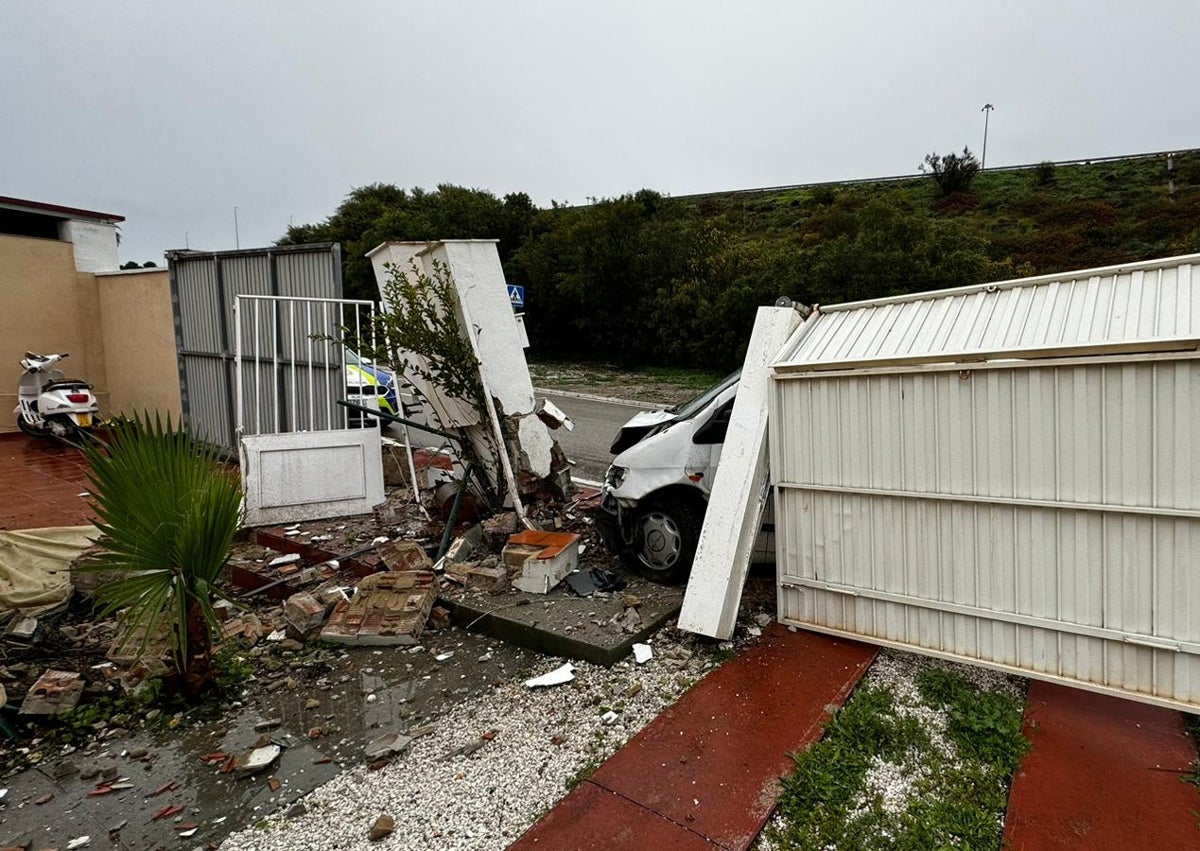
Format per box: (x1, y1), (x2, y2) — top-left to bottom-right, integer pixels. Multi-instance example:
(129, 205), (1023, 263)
(632, 643), (653, 665)
(524, 662), (575, 688)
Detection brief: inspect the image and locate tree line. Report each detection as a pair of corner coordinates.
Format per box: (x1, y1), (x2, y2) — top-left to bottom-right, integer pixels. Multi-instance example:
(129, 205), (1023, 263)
(279, 150), (1199, 371)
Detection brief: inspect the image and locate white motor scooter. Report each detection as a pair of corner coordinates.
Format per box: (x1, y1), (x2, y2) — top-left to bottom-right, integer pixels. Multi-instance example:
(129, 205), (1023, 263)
(15, 352), (100, 441)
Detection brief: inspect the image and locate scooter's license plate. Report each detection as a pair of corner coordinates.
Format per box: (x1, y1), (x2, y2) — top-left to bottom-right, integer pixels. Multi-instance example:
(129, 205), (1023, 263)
(77, 413), (91, 428)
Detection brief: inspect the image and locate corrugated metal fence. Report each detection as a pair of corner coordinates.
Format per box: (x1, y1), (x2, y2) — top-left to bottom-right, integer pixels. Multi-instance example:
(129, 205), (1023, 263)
(770, 255), (1200, 711)
(167, 244), (343, 450)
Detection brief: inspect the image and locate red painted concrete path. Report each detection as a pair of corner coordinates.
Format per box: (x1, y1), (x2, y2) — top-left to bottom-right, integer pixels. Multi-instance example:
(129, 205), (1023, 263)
(509, 625), (876, 851)
(1005, 680), (1200, 850)
(0, 434), (94, 530)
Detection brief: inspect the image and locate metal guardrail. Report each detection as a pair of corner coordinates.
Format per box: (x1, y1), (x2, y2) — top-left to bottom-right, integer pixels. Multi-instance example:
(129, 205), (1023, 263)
(664, 147), (1200, 203)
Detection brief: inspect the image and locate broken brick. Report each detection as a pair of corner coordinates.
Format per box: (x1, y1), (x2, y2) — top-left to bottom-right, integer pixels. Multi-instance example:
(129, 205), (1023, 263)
(19, 670), (84, 716)
(377, 539), (432, 573)
(320, 570), (437, 647)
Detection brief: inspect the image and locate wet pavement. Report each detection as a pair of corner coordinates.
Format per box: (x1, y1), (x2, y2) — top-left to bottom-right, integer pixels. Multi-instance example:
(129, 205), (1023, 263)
(0, 434), (94, 531)
(510, 625), (877, 851)
(1004, 681), (1200, 849)
(0, 628), (539, 849)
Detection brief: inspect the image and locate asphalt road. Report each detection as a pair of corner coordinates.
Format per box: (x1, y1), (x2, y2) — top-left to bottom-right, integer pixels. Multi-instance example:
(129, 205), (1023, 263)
(536, 389), (656, 483)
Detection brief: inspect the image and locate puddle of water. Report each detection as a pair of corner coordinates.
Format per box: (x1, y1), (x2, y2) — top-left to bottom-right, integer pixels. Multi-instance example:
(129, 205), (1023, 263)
(0, 628), (538, 849)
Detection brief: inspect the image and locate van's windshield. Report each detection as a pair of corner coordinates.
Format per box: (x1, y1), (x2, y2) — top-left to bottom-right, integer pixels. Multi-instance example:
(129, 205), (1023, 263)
(670, 370), (741, 420)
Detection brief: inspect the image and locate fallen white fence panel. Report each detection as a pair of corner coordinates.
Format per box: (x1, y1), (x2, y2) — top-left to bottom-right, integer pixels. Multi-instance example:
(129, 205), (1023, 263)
(770, 253), (1200, 712)
(678, 305), (806, 639)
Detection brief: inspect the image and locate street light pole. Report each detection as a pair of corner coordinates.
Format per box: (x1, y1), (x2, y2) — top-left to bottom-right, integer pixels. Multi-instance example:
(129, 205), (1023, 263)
(234, 206), (240, 249)
(980, 103), (994, 169)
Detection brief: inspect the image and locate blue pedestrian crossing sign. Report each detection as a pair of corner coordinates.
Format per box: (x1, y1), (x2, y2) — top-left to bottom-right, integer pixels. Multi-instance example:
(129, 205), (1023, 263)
(508, 284), (525, 310)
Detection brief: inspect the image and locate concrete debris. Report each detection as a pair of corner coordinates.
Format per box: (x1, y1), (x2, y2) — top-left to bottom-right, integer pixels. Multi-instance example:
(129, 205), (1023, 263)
(483, 511), (521, 545)
(66, 836), (91, 849)
(505, 530), (581, 594)
(320, 570), (437, 646)
(754, 612), (774, 628)
(234, 744), (281, 777)
(616, 607), (643, 633)
(368, 814), (395, 842)
(632, 643), (653, 664)
(445, 561), (509, 595)
(377, 539), (432, 573)
(427, 606), (451, 631)
(439, 738), (487, 761)
(283, 592), (326, 635)
(20, 669), (84, 715)
(220, 613), (266, 645)
(600, 710), (619, 725)
(536, 398), (575, 431)
(7, 615), (40, 642)
(365, 731), (412, 760)
(525, 662), (575, 688)
(445, 524), (484, 563)
(268, 553), (301, 568)
(105, 610), (172, 677)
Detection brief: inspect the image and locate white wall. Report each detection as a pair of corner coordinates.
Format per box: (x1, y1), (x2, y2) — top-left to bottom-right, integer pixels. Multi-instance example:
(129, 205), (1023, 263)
(58, 219), (119, 272)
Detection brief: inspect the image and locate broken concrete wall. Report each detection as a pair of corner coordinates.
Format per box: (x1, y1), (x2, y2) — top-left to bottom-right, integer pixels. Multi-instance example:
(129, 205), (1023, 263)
(366, 239), (557, 500)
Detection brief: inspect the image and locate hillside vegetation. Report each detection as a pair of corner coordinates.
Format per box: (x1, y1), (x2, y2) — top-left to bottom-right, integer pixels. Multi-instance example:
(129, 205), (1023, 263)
(280, 150), (1200, 372)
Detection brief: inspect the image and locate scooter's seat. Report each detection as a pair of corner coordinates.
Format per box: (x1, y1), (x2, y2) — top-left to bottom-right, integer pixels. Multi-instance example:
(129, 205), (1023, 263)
(43, 379), (90, 391)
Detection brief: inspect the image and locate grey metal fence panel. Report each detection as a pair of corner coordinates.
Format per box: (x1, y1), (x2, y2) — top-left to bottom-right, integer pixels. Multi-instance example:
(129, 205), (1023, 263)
(167, 244), (343, 450)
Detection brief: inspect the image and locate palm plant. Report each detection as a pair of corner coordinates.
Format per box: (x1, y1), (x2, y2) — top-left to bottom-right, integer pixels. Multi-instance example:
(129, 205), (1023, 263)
(81, 414), (242, 695)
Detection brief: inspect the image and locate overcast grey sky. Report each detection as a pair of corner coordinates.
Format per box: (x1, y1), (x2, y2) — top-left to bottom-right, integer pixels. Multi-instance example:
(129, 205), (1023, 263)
(4, 1), (1197, 264)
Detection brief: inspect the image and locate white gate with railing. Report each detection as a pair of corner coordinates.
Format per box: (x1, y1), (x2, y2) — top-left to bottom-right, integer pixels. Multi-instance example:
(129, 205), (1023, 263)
(234, 294), (385, 526)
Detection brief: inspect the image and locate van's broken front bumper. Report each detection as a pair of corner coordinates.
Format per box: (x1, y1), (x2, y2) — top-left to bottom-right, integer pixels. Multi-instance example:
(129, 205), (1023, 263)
(596, 466), (635, 553)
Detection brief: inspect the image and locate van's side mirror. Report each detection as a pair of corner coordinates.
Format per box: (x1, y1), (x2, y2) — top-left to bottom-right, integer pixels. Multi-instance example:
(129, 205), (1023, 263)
(693, 400), (733, 445)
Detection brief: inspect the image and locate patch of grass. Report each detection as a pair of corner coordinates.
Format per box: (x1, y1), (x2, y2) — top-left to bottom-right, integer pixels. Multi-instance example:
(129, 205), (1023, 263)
(633, 365), (725, 390)
(565, 757), (599, 790)
(767, 659), (1029, 850)
(1182, 714), (1200, 789)
(917, 668), (1028, 774)
(213, 647), (255, 691)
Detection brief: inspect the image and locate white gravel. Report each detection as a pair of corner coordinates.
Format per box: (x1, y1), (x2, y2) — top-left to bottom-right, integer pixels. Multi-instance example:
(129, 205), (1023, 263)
(221, 641), (708, 851)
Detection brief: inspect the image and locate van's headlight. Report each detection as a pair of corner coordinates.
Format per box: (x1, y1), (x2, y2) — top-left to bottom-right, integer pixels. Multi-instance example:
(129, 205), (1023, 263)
(605, 465), (627, 490)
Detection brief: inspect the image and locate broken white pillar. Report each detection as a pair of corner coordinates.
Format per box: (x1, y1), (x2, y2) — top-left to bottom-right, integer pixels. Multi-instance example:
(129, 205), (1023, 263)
(677, 306), (810, 639)
(367, 240), (555, 489)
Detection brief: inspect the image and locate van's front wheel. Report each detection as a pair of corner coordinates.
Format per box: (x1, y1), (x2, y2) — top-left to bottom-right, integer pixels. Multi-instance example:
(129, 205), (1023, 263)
(628, 497), (703, 584)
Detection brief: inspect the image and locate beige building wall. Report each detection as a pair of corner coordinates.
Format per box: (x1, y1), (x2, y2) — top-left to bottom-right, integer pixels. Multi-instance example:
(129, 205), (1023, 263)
(0, 235), (110, 431)
(95, 268), (182, 422)
(0, 235), (181, 434)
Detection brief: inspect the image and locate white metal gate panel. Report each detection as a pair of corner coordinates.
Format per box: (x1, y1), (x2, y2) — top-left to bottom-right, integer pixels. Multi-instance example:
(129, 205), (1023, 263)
(771, 353), (1200, 711)
(235, 294), (385, 526)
